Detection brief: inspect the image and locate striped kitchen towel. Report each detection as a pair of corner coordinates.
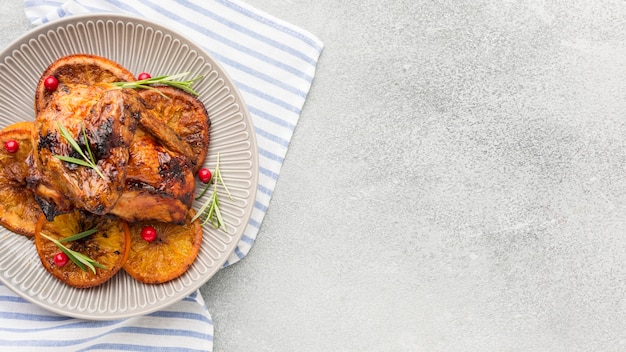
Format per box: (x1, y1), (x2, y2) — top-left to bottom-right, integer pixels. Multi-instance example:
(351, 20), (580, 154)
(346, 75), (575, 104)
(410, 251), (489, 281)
(0, 0), (323, 350)
(0, 285), (215, 351)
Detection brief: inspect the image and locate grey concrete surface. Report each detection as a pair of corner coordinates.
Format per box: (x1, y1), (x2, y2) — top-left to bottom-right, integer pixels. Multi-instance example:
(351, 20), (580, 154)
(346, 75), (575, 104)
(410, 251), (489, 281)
(3, 1), (626, 351)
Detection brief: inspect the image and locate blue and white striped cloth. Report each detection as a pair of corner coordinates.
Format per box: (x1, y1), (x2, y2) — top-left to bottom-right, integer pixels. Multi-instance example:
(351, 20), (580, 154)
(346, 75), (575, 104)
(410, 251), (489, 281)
(0, 0), (323, 350)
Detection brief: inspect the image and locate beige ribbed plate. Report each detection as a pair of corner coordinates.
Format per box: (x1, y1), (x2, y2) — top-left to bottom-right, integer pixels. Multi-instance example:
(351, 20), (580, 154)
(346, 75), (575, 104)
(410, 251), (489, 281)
(0, 14), (257, 319)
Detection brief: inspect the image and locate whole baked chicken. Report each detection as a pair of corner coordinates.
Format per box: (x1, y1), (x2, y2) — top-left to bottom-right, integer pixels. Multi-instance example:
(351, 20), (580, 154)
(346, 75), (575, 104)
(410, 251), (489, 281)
(28, 54), (209, 223)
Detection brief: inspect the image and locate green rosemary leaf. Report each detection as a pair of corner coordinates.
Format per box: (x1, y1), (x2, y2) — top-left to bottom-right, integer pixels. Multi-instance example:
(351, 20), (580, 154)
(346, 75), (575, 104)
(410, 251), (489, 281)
(82, 124), (96, 167)
(54, 155), (93, 168)
(55, 122), (106, 180)
(60, 228), (98, 242)
(195, 180), (212, 200)
(40, 232), (106, 274)
(191, 190), (212, 223)
(71, 251), (97, 273)
(58, 245), (87, 272)
(112, 72), (203, 96)
(216, 170), (233, 201)
(192, 152), (231, 231)
(57, 122), (88, 161)
(214, 202), (225, 230)
(72, 251), (107, 272)
(202, 196), (217, 227)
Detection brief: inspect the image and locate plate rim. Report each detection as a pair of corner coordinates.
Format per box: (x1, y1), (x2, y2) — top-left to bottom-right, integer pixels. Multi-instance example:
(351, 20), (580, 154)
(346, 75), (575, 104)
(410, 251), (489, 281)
(0, 12), (259, 319)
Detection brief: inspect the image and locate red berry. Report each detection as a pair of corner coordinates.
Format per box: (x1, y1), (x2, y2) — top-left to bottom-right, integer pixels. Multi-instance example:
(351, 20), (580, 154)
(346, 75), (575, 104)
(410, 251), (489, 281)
(197, 168), (212, 183)
(43, 76), (58, 91)
(137, 72), (151, 81)
(140, 225), (157, 242)
(4, 140), (18, 153)
(54, 252), (69, 267)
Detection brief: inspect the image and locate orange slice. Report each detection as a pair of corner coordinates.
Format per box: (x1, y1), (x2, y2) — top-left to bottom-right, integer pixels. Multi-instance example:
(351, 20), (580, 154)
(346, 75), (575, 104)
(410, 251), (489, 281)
(123, 210), (202, 284)
(34, 211), (130, 288)
(0, 121), (42, 236)
(35, 53), (136, 114)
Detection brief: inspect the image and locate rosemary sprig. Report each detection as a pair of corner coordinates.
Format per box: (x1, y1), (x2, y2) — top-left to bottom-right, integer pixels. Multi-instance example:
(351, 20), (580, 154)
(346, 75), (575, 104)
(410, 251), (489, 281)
(112, 72), (203, 97)
(54, 122), (106, 180)
(40, 231), (107, 274)
(191, 152), (233, 230)
(60, 228), (97, 242)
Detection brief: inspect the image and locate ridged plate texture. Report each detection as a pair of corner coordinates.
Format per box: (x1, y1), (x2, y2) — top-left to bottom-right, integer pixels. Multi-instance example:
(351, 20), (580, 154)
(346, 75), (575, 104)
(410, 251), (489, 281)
(0, 14), (258, 320)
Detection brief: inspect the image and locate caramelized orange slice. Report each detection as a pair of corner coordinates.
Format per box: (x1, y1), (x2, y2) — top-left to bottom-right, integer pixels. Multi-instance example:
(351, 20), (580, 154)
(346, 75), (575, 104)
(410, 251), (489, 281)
(34, 211), (130, 288)
(139, 86), (210, 172)
(35, 53), (136, 113)
(0, 122), (42, 236)
(123, 210), (202, 284)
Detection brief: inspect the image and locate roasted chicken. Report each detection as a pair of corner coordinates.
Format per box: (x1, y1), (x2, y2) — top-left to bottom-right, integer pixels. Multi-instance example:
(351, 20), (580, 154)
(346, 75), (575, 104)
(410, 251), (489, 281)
(0, 54), (213, 288)
(27, 54), (210, 224)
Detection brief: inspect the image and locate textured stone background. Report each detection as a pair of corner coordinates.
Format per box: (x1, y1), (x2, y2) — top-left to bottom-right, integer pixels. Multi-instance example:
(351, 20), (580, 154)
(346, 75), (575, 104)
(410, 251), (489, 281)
(4, 1), (626, 351)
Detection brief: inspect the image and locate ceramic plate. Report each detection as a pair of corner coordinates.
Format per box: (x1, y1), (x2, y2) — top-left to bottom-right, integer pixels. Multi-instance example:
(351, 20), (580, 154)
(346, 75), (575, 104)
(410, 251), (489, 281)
(0, 14), (258, 320)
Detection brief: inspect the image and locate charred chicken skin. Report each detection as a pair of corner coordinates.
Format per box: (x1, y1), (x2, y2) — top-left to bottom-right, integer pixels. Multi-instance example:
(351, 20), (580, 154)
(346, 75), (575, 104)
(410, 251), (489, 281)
(110, 127), (195, 224)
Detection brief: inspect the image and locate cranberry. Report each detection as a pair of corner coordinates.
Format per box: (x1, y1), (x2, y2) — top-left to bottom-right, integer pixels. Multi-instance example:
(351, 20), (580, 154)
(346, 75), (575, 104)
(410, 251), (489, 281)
(4, 140), (18, 153)
(198, 168), (212, 183)
(54, 252), (69, 267)
(43, 76), (58, 91)
(137, 72), (151, 81)
(140, 225), (157, 242)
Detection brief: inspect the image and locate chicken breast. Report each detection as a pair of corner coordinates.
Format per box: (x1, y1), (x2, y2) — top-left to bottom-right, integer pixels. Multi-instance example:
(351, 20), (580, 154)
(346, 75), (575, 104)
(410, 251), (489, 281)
(31, 85), (141, 219)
